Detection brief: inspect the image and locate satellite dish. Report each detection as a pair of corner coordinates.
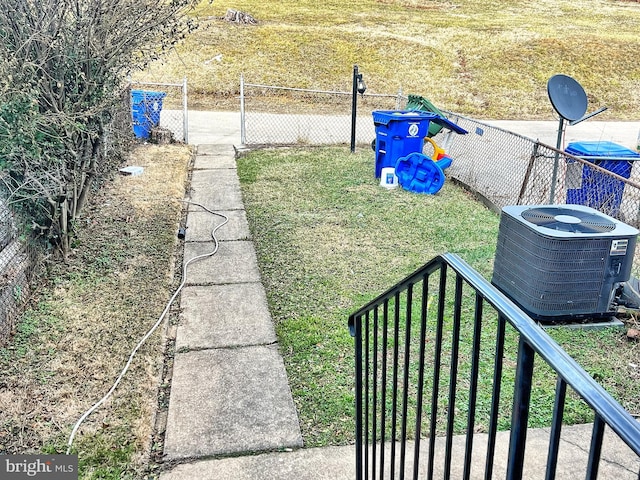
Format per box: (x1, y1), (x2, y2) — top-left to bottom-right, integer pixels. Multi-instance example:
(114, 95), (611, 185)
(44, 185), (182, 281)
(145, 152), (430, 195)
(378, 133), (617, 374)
(547, 74), (588, 122)
(545, 74), (607, 204)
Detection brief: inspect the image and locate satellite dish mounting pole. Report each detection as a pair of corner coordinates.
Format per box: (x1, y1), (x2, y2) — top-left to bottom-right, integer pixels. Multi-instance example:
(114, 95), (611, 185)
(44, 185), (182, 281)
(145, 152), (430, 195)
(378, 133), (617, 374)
(550, 116), (564, 203)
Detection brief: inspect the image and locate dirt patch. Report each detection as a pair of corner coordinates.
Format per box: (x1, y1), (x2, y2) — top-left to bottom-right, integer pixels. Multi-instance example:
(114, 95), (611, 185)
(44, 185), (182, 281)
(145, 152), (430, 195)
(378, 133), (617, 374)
(0, 143), (192, 477)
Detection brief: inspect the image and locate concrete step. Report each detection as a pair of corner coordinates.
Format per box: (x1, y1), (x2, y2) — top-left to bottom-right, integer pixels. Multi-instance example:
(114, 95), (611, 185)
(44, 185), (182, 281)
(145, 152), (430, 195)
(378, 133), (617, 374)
(161, 423), (639, 479)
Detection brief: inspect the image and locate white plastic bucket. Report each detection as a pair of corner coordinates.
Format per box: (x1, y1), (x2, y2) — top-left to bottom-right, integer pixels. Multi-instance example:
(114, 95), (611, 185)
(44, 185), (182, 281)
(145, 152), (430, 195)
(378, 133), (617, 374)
(380, 167), (399, 189)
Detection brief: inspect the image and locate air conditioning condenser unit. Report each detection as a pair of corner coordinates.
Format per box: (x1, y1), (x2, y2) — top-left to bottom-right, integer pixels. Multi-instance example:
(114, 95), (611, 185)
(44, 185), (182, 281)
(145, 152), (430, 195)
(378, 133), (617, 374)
(492, 205), (638, 321)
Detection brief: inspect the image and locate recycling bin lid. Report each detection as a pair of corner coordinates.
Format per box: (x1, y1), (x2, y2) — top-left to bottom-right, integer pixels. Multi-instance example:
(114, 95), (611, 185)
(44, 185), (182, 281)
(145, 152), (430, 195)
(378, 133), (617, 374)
(372, 110), (468, 135)
(566, 141), (640, 159)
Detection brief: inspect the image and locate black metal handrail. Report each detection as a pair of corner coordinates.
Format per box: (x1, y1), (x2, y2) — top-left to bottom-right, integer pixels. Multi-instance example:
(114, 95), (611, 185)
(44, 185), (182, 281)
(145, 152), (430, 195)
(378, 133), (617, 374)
(349, 253), (640, 480)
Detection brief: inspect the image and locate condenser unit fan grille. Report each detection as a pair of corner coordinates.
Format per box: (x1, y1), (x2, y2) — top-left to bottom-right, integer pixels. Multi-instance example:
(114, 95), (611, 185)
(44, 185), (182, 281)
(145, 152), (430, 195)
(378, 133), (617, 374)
(521, 206), (616, 233)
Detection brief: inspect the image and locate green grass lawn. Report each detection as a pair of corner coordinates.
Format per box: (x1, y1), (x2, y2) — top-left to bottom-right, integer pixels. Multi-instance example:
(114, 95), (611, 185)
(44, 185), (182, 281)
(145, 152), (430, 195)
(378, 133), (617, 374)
(237, 146), (640, 447)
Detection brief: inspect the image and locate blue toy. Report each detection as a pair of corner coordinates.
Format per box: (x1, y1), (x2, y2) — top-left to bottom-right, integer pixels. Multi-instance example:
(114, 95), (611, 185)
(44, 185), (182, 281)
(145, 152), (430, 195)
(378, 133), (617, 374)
(395, 152), (453, 194)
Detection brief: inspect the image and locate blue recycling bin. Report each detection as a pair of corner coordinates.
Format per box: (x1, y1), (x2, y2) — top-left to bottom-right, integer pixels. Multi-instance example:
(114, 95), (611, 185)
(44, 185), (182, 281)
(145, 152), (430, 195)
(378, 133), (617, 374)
(372, 110), (467, 178)
(131, 90), (166, 138)
(565, 141), (640, 216)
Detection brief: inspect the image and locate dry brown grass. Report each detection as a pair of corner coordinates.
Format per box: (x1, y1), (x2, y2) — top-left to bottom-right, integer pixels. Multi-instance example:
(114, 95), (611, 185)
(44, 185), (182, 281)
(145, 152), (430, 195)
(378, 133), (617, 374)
(137, 0), (640, 119)
(0, 143), (192, 478)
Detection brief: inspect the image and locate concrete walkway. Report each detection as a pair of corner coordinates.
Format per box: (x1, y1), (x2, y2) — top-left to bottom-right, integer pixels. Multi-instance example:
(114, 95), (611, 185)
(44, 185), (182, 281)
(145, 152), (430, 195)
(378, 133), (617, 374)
(158, 114), (639, 479)
(161, 143), (302, 466)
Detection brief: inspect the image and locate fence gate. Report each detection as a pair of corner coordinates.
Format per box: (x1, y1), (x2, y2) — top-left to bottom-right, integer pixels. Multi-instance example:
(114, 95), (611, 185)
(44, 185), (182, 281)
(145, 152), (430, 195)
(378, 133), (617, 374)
(129, 78), (189, 143)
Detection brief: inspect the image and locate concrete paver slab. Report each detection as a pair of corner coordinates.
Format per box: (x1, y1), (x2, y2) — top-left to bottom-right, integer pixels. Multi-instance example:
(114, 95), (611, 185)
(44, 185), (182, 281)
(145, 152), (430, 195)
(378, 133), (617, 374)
(176, 283), (276, 350)
(185, 209), (251, 242)
(187, 170), (244, 210)
(557, 422), (640, 477)
(187, 183), (244, 211)
(435, 423), (639, 479)
(183, 241), (261, 285)
(194, 154), (237, 170)
(197, 144), (236, 156)
(164, 346), (303, 461)
(190, 168), (239, 187)
(188, 112), (241, 146)
(160, 445), (353, 480)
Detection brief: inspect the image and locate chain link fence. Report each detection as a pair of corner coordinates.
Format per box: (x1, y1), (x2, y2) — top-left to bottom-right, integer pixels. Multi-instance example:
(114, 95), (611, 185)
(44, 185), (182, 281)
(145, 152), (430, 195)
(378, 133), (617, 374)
(437, 114), (640, 229)
(241, 78), (403, 146)
(0, 200), (41, 347)
(129, 79), (189, 143)
(240, 80), (640, 228)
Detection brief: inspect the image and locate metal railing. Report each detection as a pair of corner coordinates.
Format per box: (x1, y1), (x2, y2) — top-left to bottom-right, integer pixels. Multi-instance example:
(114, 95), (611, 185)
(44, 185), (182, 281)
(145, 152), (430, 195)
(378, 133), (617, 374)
(129, 78), (189, 143)
(349, 253), (640, 480)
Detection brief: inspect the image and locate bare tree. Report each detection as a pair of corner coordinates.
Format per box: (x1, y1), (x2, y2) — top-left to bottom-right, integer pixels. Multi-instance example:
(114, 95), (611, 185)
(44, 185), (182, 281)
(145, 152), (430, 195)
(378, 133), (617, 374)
(0, 0), (200, 256)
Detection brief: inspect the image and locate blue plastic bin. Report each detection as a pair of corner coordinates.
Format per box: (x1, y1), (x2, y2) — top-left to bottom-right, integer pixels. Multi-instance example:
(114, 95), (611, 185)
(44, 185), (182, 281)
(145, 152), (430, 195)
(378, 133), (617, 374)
(565, 141), (640, 216)
(131, 90), (166, 138)
(372, 110), (467, 178)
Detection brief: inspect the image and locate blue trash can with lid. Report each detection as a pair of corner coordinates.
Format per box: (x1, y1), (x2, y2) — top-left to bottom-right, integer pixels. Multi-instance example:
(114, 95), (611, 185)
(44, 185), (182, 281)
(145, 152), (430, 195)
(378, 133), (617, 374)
(131, 90), (167, 139)
(372, 110), (467, 178)
(565, 141), (640, 216)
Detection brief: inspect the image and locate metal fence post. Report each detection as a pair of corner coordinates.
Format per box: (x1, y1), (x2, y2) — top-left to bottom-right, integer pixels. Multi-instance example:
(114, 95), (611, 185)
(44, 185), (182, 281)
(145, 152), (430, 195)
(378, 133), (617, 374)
(182, 77), (189, 144)
(396, 87), (403, 110)
(518, 142), (540, 205)
(549, 117), (564, 204)
(240, 74), (246, 146)
(350, 65), (359, 153)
